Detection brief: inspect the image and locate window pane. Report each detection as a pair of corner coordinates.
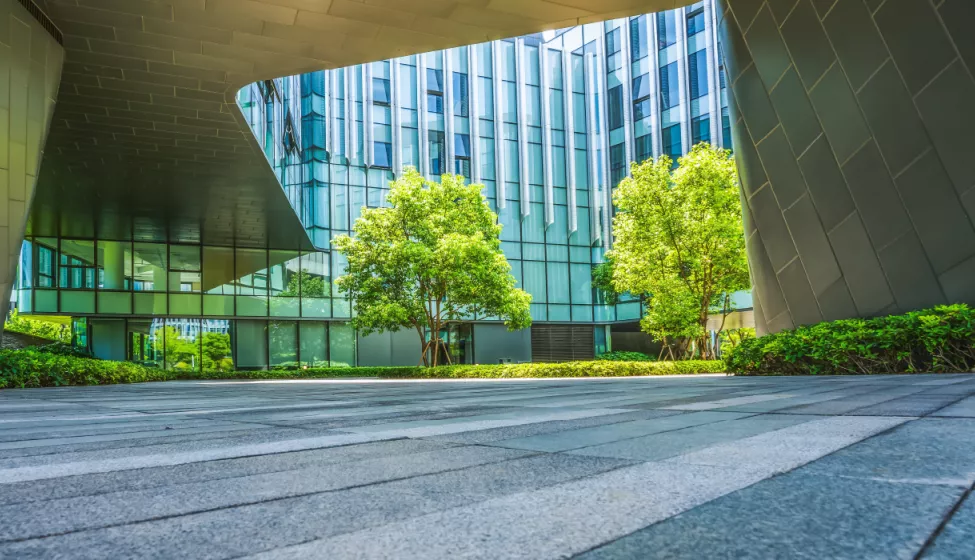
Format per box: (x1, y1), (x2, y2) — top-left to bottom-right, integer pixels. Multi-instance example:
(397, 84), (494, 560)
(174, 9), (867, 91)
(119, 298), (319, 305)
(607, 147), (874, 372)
(169, 245), (201, 293)
(629, 17), (648, 61)
(633, 98), (651, 121)
(688, 50), (708, 100)
(452, 72), (469, 117)
(605, 28), (620, 56)
(687, 8), (705, 36)
(201, 320), (233, 371)
(426, 68), (443, 93)
(164, 318), (201, 371)
(203, 246), (234, 295)
(692, 115), (711, 145)
(97, 241), (132, 290)
(635, 133), (652, 162)
(329, 322), (356, 367)
(269, 320), (298, 368)
(372, 77), (390, 105)
(660, 62), (679, 110)
(235, 320), (268, 370)
(133, 243), (167, 292)
(632, 74), (650, 101)
(299, 322), (328, 367)
(426, 93), (443, 113)
(657, 12), (677, 49)
(59, 240), (95, 289)
(455, 133), (471, 158)
(607, 85), (623, 130)
(373, 142), (392, 168)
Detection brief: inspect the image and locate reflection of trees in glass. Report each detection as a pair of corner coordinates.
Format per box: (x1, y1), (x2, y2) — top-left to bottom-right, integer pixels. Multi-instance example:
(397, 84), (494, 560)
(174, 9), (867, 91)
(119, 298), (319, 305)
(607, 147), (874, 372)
(152, 326), (201, 371)
(278, 269), (326, 297)
(201, 332), (233, 371)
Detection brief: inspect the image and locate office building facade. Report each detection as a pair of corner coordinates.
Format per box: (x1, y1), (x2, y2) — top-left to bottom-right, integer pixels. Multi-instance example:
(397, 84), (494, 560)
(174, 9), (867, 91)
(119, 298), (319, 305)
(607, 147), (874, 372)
(13, 1), (737, 368)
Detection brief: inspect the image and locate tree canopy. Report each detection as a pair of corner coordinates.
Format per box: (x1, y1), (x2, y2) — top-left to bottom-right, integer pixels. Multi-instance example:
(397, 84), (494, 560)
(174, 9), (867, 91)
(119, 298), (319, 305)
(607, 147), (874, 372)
(333, 168), (532, 366)
(608, 143), (749, 359)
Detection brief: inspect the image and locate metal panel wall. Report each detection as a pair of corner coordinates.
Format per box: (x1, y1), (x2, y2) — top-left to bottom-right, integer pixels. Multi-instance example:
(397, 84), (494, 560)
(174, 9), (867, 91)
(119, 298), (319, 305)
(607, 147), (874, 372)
(719, 0), (975, 333)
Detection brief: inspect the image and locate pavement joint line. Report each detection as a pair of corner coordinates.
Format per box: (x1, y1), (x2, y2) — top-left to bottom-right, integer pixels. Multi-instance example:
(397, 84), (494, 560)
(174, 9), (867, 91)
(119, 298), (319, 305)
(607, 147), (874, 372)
(0, 448), (549, 544)
(913, 482), (975, 560)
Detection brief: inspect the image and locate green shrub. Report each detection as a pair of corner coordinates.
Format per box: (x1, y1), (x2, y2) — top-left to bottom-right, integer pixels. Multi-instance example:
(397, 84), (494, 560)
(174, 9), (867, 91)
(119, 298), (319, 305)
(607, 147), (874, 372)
(37, 342), (96, 359)
(725, 304), (975, 375)
(0, 348), (170, 389)
(0, 348), (725, 389)
(595, 351), (655, 362)
(4, 311), (71, 343)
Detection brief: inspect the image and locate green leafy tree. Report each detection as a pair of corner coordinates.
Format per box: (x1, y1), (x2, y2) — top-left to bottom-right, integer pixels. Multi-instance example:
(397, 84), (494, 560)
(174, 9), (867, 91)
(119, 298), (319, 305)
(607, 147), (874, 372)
(333, 168), (532, 366)
(278, 270), (326, 297)
(608, 143), (749, 360)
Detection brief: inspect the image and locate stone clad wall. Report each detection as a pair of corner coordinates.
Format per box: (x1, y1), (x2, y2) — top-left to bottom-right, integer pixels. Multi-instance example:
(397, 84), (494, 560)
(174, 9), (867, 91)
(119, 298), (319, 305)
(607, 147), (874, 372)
(717, 0), (975, 333)
(0, 0), (63, 322)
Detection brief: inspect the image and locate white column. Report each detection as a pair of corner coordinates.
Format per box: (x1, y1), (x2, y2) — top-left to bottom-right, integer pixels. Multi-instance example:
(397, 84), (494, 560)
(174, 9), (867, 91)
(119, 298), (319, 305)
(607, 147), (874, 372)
(539, 45), (554, 227)
(345, 66), (357, 163)
(391, 58), (402, 172)
(516, 38), (530, 219)
(705, 0), (722, 147)
(585, 52), (601, 247)
(417, 54), (430, 177)
(675, 8), (691, 154)
(562, 48), (578, 234)
(619, 19), (635, 171)
(594, 27), (612, 251)
(363, 63), (373, 167)
(444, 48), (456, 175)
(648, 15), (663, 158)
(329, 70), (341, 159)
(491, 41), (507, 209)
(469, 45), (482, 184)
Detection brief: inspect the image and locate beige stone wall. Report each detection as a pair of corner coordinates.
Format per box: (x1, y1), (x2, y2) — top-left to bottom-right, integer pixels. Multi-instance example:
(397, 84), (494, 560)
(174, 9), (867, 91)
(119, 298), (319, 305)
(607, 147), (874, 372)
(0, 0), (63, 321)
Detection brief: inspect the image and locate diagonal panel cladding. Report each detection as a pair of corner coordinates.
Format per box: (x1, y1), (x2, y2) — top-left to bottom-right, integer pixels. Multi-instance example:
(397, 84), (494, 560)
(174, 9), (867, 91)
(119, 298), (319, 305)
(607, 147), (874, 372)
(29, 0), (685, 249)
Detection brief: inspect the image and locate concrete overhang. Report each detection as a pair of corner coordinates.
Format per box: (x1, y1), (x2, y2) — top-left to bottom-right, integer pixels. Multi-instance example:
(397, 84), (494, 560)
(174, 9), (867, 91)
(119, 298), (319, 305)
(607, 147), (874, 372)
(30, 0), (689, 250)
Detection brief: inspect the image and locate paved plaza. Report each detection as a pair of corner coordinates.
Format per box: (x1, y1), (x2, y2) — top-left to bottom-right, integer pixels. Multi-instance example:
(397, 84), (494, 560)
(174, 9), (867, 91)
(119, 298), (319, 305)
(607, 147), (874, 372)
(0, 374), (974, 558)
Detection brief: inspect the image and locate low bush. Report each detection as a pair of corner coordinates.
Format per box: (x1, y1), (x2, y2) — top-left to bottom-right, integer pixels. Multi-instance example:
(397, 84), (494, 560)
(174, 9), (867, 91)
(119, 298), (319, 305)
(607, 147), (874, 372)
(0, 348), (170, 389)
(0, 348), (725, 389)
(595, 351), (655, 362)
(725, 304), (975, 375)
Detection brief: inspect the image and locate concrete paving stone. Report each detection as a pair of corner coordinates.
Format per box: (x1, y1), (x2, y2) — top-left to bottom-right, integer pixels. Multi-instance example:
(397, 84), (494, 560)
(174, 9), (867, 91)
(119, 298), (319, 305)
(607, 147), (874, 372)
(848, 393), (971, 416)
(800, 418), (975, 485)
(566, 413), (820, 461)
(923, 492), (975, 559)
(0, 438), (455, 506)
(421, 410), (679, 445)
(0, 430), (402, 484)
(0, 453), (631, 559)
(336, 407), (635, 438)
(931, 396), (975, 417)
(663, 415), (912, 477)
(579, 472), (963, 560)
(662, 392), (798, 411)
(0, 426), (344, 467)
(0, 444), (535, 540)
(493, 411), (753, 453)
(244, 461), (770, 560)
(0, 422), (262, 452)
(774, 387), (930, 415)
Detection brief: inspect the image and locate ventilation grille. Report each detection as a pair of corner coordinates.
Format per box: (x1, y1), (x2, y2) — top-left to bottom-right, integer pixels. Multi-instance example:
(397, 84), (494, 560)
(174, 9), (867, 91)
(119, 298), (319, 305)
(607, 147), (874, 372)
(531, 325), (594, 363)
(17, 0), (62, 45)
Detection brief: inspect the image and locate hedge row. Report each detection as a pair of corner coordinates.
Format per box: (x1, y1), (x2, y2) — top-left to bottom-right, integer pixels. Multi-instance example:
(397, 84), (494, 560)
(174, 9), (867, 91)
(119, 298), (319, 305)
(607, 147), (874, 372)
(725, 304), (975, 375)
(0, 349), (725, 389)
